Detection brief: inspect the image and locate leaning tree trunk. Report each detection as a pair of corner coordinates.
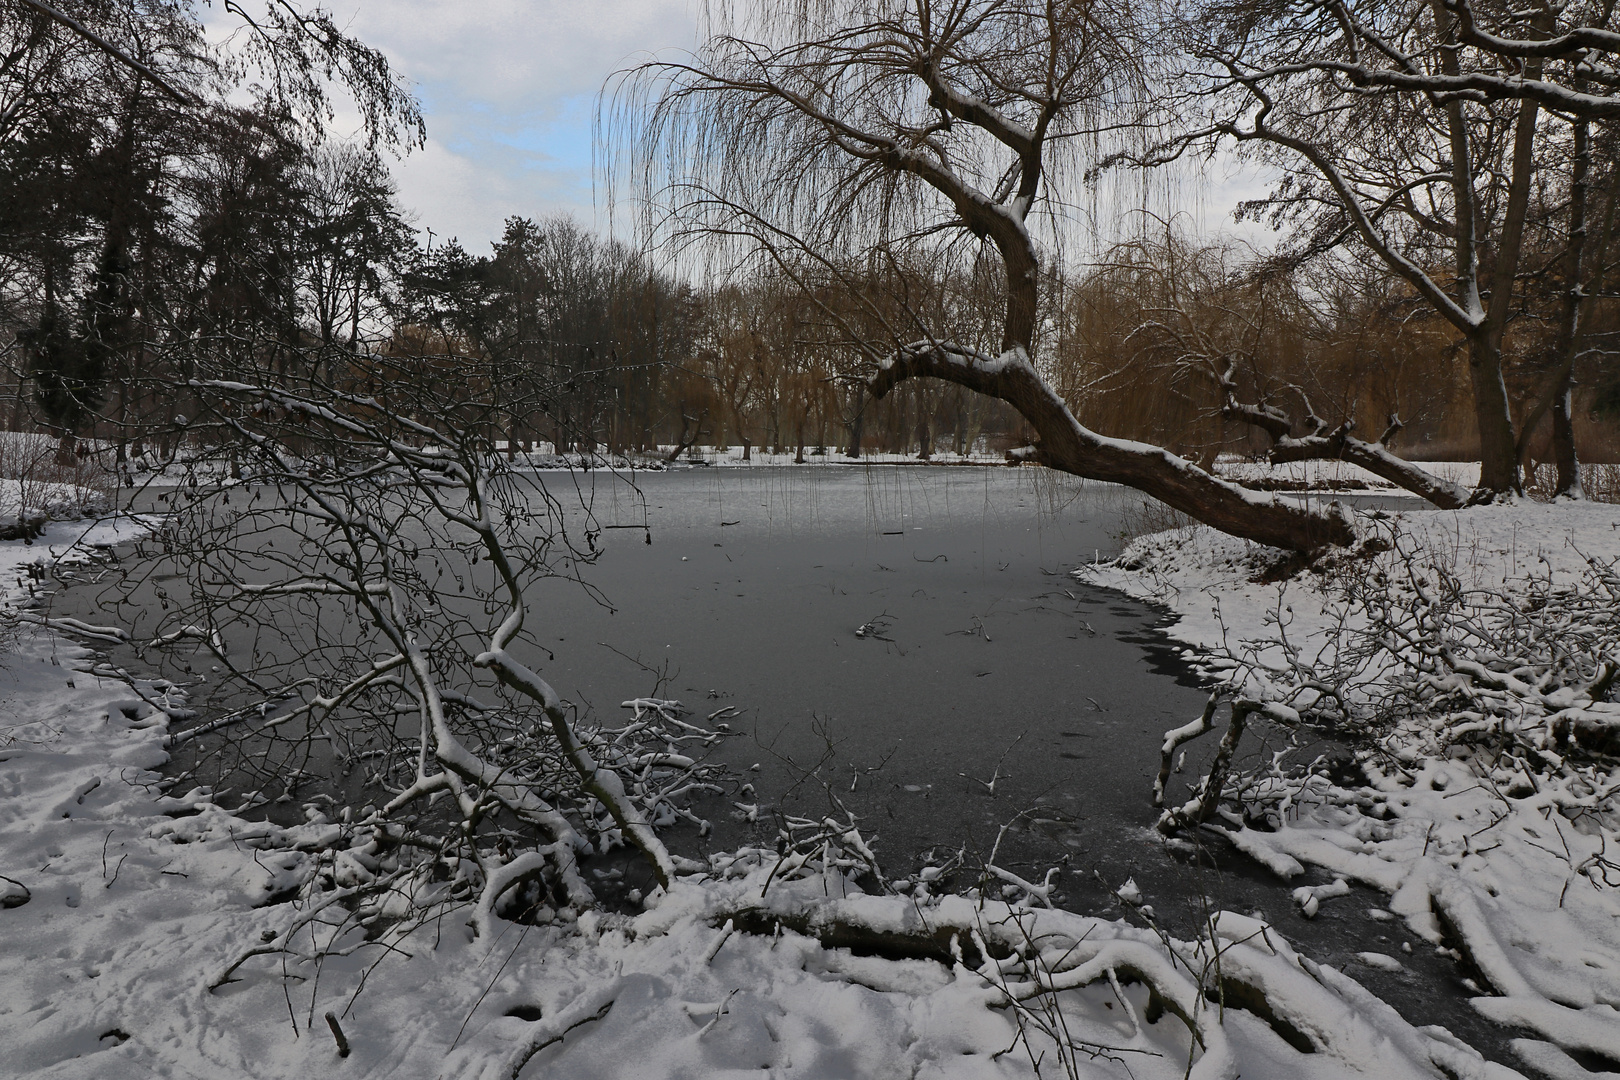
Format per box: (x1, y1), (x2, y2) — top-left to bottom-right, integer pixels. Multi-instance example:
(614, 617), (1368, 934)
(861, 104), (1353, 552)
(626, 12), (1360, 552)
(1215, 380), (1472, 510)
(870, 346), (1354, 552)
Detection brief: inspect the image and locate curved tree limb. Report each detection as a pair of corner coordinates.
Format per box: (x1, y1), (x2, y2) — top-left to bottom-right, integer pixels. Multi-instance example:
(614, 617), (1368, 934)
(870, 343), (1356, 551)
(1218, 376), (1471, 510)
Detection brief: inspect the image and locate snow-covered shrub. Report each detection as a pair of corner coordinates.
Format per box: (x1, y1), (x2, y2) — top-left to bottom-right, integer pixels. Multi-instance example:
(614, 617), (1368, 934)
(1139, 520), (1620, 1071)
(1157, 521), (1619, 828)
(0, 431), (114, 522)
(1163, 519), (1617, 752)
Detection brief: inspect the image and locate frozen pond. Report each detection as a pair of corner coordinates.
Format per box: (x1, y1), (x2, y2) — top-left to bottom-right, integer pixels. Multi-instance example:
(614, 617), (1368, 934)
(534, 466), (1209, 875)
(500, 464), (1529, 1060)
(52, 465), (1514, 1058)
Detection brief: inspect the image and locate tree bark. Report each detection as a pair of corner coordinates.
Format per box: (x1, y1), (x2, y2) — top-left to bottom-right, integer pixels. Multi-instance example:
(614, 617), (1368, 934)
(845, 384), (865, 459)
(1551, 109), (1591, 500)
(1467, 335), (1522, 495)
(1277, 434), (1469, 509)
(1551, 376), (1581, 498)
(1220, 392), (1471, 510)
(1445, 0), (1526, 498)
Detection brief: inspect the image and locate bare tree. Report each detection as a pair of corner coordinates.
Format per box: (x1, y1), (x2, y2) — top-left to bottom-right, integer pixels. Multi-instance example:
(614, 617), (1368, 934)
(616, 0), (1355, 551)
(1155, 0), (1620, 500)
(296, 143), (413, 350)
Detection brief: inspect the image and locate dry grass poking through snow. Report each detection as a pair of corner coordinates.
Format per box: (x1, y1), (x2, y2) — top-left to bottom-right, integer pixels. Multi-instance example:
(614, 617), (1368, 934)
(1524, 462), (1620, 503)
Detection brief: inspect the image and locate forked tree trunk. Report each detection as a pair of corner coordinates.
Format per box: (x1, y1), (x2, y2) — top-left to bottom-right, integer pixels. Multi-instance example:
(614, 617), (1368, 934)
(1515, 108), (1595, 501)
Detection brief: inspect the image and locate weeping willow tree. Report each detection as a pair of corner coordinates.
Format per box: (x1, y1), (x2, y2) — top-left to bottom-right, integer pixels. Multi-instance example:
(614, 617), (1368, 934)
(609, 0), (1354, 551)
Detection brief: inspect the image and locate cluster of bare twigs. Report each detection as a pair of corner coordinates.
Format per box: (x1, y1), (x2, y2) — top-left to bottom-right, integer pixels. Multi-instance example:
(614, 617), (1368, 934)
(0, 431), (115, 529)
(1526, 462), (1620, 504)
(83, 360), (742, 993)
(758, 812), (885, 897)
(1337, 531), (1620, 761)
(1155, 522), (1620, 836)
(696, 834), (1234, 1078)
(965, 908), (1172, 1080)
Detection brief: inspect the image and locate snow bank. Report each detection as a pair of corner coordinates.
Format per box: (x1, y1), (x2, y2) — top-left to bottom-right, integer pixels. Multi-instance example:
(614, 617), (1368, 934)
(0, 679), (1521, 1080)
(1084, 495), (1620, 1077)
(1089, 497), (1617, 676)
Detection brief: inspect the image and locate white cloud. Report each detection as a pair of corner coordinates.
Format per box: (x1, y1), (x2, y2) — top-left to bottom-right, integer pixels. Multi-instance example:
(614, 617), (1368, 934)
(327, 0), (701, 248)
(391, 128), (617, 251)
(349, 0), (698, 102)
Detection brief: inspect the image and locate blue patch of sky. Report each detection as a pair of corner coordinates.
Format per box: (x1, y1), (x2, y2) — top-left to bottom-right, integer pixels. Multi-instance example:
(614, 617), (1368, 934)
(419, 86), (594, 175)
(488, 95), (596, 174)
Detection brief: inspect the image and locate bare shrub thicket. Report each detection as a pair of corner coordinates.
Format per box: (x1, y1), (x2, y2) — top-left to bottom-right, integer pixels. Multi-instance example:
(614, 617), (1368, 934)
(1052, 232), (1620, 489)
(1526, 462), (1620, 503)
(0, 432), (114, 521)
(104, 358), (732, 946)
(1053, 238), (1476, 465)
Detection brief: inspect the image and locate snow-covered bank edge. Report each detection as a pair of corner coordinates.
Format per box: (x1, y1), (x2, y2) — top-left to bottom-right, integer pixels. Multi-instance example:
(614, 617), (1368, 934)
(1083, 501), (1620, 1079)
(1, 515), (1530, 1079)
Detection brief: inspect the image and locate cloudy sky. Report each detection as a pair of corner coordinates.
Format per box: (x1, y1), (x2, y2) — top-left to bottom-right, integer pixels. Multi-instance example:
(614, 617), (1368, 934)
(323, 1), (1270, 257)
(328, 0), (703, 251)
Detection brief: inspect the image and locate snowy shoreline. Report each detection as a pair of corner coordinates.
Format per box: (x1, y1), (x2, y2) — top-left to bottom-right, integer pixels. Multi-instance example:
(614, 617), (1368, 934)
(5, 489), (1612, 1077)
(1085, 498), (1620, 1079)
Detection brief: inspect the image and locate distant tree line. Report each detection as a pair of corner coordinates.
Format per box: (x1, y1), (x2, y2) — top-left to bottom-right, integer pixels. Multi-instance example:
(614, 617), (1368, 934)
(0, 0), (420, 467)
(4, 0), (1619, 523)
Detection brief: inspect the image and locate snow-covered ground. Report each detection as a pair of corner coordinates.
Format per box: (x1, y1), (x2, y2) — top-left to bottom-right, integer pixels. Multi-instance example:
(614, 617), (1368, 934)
(1086, 496), (1620, 1080)
(0, 478), (112, 529)
(6, 485), (1602, 1077)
